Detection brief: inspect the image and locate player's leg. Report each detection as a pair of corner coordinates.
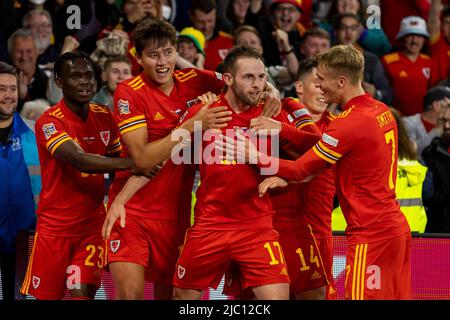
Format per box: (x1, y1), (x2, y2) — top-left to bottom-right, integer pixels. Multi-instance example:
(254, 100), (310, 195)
(109, 262), (145, 299)
(145, 220), (183, 300)
(172, 287), (204, 300)
(172, 228), (230, 300)
(252, 283), (290, 300)
(295, 286), (326, 300)
(20, 233), (71, 300)
(68, 233), (105, 299)
(231, 230), (290, 300)
(107, 214), (153, 300)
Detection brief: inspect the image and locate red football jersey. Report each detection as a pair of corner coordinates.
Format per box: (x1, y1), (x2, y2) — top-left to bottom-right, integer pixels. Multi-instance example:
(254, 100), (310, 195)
(382, 52), (432, 116)
(182, 94), (316, 231)
(36, 100), (121, 236)
(430, 32), (450, 86)
(275, 94), (411, 245)
(300, 111), (336, 240)
(109, 68), (224, 220)
(204, 31), (234, 71)
(270, 98), (321, 234)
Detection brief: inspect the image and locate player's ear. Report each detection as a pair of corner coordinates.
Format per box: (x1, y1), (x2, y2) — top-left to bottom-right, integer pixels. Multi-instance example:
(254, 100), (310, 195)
(223, 73), (233, 87)
(338, 76), (346, 89)
(55, 76), (63, 89)
(295, 80), (303, 96)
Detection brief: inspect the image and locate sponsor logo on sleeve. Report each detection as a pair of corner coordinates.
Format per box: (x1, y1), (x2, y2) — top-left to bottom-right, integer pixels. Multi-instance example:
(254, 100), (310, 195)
(118, 99), (130, 115)
(322, 133), (339, 147)
(293, 108), (309, 118)
(42, 123), (57, 140)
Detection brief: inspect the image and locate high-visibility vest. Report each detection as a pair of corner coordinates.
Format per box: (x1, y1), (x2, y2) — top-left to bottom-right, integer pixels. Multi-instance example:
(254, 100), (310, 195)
(395, 159), (428, 233)
(331, 159), (428, 233)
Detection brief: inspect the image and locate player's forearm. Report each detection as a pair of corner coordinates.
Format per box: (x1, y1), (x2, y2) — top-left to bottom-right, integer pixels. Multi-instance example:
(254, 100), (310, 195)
(280, 122), (321, 154)
(112, 175), (150, 206)
(258, 149), (327, 182)
(71, 152), (132, 173)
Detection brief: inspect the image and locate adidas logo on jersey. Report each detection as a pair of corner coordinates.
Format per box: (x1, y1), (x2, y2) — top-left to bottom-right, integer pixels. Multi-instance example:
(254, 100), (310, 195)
(280, 267), (288, 276)
(154, 112), (165, 120)
(311, 271), (322, 280)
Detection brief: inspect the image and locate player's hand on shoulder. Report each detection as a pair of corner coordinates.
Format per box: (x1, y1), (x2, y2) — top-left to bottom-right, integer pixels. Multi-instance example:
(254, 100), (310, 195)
(258, 176), (289, 197)
(191, 104), (232, 131)
(250, 116), (282, 134)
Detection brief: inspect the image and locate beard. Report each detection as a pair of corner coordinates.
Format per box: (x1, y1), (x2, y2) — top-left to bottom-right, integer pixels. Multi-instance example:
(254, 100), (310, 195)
(232, 86), (261, 106)
(0, 102), (17, 121)
(36, 36), (51, 52)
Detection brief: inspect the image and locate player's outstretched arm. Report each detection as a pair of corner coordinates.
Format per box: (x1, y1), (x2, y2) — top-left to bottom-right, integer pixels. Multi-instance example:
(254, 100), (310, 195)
(102, 174), (151, 240)
(124, 102), (232, 174)
(53, 139), (132, 173)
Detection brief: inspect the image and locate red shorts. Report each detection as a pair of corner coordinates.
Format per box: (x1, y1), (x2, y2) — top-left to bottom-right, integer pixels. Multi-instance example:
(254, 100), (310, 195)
(345, 232), (412, 300)
(278, 225), (329, 293)
(21, 232), (105, 300)
(316, 237), (337, 299)
(107, 214), (183, 286)
(173, 228), (290, 290)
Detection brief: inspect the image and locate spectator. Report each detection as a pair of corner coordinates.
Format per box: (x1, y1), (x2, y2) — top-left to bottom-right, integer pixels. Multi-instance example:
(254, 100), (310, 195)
(0, 62), (41, 301)
(391, 108), (429, 233)
(92, 55), (132, 111)
(403, 86), (450, 158)
(380, 0), (430, 45)
(218, 0), (251, 35)
(233, 25), (297, 95)
(428, 1), (450, 85)
(7, 28), (49, 112)
(245, 0), (305, 70)
(189, 0), (234, 71)
(382, 16), (433, 116)
(22, 9), (60, 66)
(334, 13), (392, 104)
(299, 27), (331, 59)
(320, 0), (392, 56)
(422, 106), (450, 233)
(177, 27), (206, 69)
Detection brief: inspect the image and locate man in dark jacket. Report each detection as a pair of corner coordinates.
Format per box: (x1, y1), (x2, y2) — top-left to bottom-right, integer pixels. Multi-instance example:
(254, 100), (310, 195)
(422, 106), (450, 233)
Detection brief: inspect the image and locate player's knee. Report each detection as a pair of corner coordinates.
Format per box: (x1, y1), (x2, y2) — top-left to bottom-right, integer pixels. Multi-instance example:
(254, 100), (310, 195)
(295, 286), (326, 300)
(252, 283), (290, 300)
(172, 287), (203, 300)
(116, 286), (144, 300)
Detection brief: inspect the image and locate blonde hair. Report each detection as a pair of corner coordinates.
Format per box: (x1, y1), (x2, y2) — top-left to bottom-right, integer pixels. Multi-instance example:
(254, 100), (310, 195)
(316, 45), (364, 84)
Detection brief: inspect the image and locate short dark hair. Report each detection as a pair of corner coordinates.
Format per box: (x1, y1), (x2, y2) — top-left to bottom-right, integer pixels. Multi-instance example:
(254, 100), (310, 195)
(190, 0), (217, 14)
(333, 12), (362, 31)
(234, 25), (262, 45)
(54, 51), (95, 80)
(222, 46), (264, 75)
(132, 18), (177, 55)
(302, 27), (330, 42)
(444, 5), (450, 19)
(103, 55), (131, 71)
(0, 62), (18, 78)
(297, 57), (317, 80)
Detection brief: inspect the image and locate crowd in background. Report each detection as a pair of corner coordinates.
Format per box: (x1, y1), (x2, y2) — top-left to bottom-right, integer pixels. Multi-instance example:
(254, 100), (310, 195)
(1, 0), (450, 299)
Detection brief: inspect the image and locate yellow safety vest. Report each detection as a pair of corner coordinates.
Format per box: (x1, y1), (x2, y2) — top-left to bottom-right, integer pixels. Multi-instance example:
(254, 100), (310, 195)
(332, 159), (428, 233)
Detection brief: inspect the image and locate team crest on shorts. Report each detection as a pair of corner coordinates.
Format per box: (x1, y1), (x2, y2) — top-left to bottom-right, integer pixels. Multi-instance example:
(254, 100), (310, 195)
(42, 123), (57, 140)
(32, 276), (40, 289)
(100, 131), (110, 146)
(110, 240), (120, 253)
(177, 265), (186, 279)
(118, 99), (130, 115)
